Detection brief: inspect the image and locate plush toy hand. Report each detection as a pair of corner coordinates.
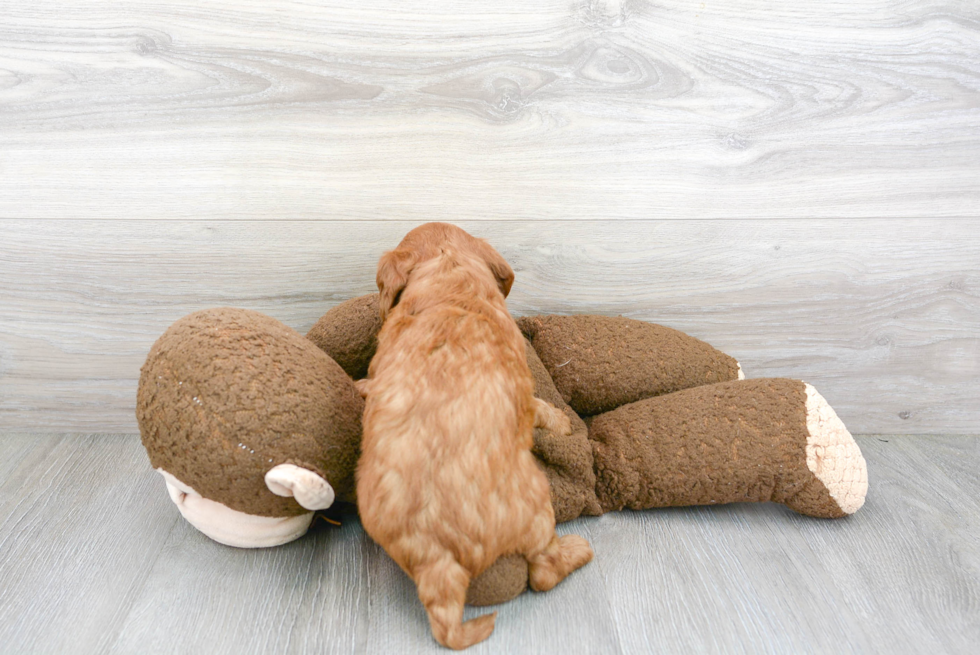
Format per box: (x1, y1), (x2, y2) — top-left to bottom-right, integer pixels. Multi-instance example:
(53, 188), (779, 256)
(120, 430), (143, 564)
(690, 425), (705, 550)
(307, 294), (382, 380)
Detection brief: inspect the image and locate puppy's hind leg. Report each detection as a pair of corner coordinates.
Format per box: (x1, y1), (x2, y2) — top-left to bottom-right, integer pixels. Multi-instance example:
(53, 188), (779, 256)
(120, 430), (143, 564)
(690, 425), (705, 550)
(414, 554), (497, 650)
(522, 513), (593, 593)
(527, 534), (594, 592)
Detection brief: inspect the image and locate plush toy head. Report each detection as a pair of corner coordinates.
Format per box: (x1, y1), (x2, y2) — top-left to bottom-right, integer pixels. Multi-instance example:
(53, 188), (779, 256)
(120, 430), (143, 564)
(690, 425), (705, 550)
(136, 307), (363, 547)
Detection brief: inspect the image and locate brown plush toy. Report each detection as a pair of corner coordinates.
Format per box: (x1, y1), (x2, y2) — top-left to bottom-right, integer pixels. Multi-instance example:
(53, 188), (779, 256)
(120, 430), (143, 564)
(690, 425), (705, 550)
(137, 295), (867, 604)
(307, 296), (869, 605)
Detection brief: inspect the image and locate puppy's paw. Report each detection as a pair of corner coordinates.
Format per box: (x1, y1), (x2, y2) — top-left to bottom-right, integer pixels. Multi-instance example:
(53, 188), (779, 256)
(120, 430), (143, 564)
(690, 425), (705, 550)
(534, 398), (573, 436)
(528, 533), (594, 592)
(354, 378), (371, 399)
(551, 410), (573, 436)
(557, 534), (594, 573)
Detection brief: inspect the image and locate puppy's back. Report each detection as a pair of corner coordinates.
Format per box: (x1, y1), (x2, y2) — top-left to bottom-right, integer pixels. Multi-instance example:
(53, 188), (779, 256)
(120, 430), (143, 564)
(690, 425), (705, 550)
(358, 305), (541, 556)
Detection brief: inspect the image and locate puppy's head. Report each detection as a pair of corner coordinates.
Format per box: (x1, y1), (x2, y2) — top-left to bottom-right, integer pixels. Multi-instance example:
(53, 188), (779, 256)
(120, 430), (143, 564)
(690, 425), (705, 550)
(376, 222), (514, 321)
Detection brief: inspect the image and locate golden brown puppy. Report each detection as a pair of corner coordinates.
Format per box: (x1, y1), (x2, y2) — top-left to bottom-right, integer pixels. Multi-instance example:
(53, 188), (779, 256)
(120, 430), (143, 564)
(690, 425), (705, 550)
(356, 223), (593, 650)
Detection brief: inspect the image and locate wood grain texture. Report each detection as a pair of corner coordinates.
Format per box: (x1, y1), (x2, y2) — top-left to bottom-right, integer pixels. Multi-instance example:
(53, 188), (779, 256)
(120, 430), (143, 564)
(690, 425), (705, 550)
(108, 506), (374, 654)
(2, 219), (977, 434)
(591, 435), (980, 654)
(1, 434), (978, 654)
(0, 434), (179, 654)
(1, 0), (978, 220)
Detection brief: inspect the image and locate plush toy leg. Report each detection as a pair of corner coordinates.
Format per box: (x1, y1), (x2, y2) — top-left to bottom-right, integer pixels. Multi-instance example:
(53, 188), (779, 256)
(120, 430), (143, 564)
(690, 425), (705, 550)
(589, 378), (868, 518)
(517, 314), (742, 416)
(794, 383), (868, 515)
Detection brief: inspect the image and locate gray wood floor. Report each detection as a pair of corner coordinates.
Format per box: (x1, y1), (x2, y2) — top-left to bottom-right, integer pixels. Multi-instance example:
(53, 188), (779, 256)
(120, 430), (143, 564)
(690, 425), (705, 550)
(1, 434), (977, 654)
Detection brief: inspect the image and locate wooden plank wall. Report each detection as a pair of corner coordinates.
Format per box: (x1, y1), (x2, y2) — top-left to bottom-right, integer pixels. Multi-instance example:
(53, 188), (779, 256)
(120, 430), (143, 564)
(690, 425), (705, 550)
(1, 1), (978, 434)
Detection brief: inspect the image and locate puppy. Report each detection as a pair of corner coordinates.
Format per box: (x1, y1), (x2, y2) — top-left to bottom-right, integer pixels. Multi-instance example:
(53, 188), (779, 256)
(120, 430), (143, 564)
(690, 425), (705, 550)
(355, 223), (593, 650)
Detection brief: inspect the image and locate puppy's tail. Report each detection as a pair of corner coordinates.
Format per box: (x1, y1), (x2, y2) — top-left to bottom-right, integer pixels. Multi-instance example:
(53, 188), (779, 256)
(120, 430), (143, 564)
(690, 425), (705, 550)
(415, 556), (497, 650)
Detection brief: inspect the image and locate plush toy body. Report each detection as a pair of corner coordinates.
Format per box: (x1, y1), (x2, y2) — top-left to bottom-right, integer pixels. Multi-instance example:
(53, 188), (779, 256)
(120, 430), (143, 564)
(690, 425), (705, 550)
(137, 294), (867, 604)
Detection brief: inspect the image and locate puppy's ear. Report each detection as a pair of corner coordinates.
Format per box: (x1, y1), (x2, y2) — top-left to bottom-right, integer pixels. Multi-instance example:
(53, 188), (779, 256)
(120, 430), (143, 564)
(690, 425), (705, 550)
(479, 241), (515, 298)
(377, 247), (417, 321)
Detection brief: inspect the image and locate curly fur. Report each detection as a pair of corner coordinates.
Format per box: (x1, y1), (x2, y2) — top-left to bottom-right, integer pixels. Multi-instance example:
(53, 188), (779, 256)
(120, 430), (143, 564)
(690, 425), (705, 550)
(356, 223), (593, 650)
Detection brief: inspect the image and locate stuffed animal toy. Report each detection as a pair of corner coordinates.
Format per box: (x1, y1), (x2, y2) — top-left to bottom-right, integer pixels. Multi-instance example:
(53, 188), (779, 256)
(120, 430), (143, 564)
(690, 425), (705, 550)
(308, 296), (868, 604)
(137, 295), (868, 605)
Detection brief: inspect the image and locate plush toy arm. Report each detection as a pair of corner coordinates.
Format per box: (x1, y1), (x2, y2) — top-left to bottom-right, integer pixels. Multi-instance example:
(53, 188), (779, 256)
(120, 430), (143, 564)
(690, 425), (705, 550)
(524, 338), (603, 522)
(517, 314), (742, 415)
(589, 378), (868, 518)
(306, 294), (382, 379)
(265, 464), (336, 511)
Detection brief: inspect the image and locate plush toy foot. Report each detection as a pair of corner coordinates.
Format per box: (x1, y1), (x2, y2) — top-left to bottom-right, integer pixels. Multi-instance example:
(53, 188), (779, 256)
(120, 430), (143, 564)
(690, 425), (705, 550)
(589, 378), (868, 518)
(158, 469), (315, 548)
(786, 384), (868, 516)
(466, 554), (529, 607)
